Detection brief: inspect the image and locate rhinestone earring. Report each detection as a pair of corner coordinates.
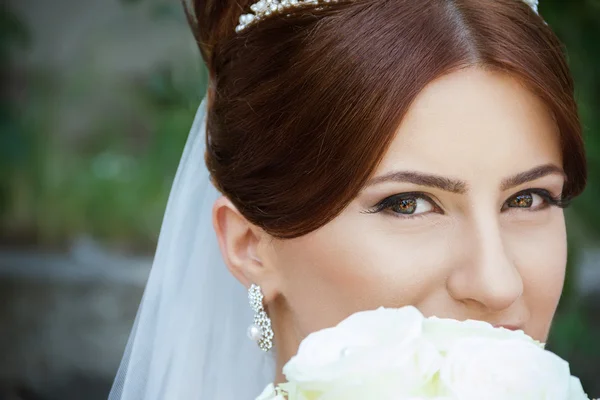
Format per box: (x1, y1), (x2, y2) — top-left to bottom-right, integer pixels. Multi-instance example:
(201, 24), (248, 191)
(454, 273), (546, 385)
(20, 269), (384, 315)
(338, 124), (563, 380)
(247, 284), (274, 352)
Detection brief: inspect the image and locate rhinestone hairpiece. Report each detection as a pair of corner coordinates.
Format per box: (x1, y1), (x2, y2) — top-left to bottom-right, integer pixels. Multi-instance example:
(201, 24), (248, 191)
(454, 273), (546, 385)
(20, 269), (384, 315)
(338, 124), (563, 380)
(523, 0), (539, 13)
(235, 0), (539, 33)
(236, 0), (340, 33)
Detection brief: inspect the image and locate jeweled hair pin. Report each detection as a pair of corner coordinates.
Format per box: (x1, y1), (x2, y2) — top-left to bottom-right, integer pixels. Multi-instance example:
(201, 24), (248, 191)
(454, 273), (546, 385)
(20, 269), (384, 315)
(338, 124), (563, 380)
(236, 0), (341, 32)
(235, 0), (539, 33)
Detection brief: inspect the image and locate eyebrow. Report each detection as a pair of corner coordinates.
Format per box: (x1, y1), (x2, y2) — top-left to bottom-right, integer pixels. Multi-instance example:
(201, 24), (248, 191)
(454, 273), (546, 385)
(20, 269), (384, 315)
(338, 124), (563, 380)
(364, 163), (566, 194)
(500, 164), (566, 191)
(365, 171), (467, 194)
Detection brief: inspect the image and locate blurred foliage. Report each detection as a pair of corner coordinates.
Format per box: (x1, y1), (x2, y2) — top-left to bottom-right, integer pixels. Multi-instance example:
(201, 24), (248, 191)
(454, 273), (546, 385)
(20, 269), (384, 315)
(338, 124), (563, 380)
(1, 66), (206, 251)
(0, 5), (30, 63)
(0, 1), (206, 250)
(0, 5), (31, 232)
(119, 0), (186, 22)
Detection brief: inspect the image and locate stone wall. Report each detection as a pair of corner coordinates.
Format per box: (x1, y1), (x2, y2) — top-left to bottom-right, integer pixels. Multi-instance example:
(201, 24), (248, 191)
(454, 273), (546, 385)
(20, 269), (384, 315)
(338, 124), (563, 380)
(0, 243), (150, 399)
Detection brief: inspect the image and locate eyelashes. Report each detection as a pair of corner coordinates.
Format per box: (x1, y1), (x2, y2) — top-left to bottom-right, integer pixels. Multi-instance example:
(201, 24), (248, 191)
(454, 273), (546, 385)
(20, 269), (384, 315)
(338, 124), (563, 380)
(364, 189), (571, 219)
(502, 189), (571, 211)
(365, 192), (439, 218)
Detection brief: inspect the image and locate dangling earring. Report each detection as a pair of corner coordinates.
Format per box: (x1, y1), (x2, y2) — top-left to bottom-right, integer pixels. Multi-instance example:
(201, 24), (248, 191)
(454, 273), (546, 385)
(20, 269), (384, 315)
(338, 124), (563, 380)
(247, 284), (274, 352)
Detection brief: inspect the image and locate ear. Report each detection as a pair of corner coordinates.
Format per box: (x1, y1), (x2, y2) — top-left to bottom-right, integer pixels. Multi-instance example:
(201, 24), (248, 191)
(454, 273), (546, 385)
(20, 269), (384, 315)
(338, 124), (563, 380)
(212, 196), (278, 302)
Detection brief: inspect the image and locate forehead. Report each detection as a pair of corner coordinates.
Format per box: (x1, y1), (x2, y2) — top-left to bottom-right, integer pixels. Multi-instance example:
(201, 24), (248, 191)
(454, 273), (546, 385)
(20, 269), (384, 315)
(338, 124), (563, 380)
(376, 68), (562, 180)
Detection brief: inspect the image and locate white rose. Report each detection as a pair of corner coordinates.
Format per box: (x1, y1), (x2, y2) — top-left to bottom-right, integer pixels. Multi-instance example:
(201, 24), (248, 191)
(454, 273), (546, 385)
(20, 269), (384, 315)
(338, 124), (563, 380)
(423, 316), (544, 354)
(283, 307), (442, 394)
(314, 378), (454, 400)
(285, 371), (455, 400)
(256, 383), (286, 400)
(439, 337), (575, 400)
(568, 376), (591, 399)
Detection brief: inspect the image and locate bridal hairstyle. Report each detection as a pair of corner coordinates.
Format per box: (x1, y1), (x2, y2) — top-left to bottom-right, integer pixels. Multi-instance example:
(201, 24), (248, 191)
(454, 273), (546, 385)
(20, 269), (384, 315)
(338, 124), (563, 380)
(188, 0), (587, 239)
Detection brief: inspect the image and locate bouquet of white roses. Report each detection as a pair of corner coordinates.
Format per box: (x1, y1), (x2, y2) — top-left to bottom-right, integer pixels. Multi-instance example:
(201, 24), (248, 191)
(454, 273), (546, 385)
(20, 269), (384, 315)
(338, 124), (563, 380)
(257, 306), (592, 400)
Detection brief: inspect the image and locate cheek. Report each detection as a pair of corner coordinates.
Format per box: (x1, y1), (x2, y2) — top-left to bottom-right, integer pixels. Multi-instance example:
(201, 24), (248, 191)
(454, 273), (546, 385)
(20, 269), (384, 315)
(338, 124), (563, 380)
(505, 210), (567, 337)
(274, 213), (455, 334)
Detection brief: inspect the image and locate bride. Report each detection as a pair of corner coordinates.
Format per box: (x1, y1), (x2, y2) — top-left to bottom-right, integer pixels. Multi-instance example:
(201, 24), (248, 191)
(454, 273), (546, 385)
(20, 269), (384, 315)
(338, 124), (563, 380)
(109, 0), (588, 398)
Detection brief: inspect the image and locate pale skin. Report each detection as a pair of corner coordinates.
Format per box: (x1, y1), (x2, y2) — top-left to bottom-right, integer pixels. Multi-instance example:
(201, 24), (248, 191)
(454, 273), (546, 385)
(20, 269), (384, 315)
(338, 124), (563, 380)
(213, 68), (567, 383)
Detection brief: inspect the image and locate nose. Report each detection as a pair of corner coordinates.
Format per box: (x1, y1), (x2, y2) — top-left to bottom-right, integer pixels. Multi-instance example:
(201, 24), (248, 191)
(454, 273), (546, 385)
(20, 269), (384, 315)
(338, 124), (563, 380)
(446, 216), (524, 313)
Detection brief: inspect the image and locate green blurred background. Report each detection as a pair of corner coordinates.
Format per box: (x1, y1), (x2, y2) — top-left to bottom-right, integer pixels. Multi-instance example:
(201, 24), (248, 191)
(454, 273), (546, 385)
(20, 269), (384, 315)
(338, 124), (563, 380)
(0, 0), (598, 398)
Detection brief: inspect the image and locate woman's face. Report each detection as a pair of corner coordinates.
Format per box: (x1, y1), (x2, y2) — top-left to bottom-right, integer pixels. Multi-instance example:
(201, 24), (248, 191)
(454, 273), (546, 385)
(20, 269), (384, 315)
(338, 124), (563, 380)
(261, 68), (567, 357)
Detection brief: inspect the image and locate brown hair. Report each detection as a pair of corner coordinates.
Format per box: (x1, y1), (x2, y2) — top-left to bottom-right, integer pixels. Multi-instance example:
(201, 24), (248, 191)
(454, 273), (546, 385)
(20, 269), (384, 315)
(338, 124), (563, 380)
(186, 0), (587, 239)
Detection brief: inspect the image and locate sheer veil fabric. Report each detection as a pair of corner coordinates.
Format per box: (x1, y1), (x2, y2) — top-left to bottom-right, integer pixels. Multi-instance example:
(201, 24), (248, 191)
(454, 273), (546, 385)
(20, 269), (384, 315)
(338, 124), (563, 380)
(109, 97), (275, 399)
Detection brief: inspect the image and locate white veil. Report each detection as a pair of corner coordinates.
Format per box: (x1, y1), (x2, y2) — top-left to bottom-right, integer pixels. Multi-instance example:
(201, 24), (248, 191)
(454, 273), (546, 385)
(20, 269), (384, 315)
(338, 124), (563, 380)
(108, 97), (275, 400)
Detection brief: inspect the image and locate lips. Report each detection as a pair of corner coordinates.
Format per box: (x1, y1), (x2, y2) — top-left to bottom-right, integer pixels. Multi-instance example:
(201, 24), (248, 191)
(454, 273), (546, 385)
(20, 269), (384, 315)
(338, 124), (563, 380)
(493, 324), (522, 331)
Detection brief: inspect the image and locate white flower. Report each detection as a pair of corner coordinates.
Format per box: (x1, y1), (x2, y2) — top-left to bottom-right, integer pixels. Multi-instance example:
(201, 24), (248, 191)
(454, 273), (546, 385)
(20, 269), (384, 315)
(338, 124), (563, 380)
(438, 337), (578, 400)
(423, 316), (544, 354)
(568, 376), (591, 399)
(256, 383), (286, 400)
(272, 306), (589, 400)
(283, 307), (442, 394)
(314, 379), (453, 400)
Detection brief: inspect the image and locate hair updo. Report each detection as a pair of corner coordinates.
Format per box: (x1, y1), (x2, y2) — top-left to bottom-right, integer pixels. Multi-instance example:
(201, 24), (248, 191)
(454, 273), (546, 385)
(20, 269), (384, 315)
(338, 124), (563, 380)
(186, 0), (587, 239)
